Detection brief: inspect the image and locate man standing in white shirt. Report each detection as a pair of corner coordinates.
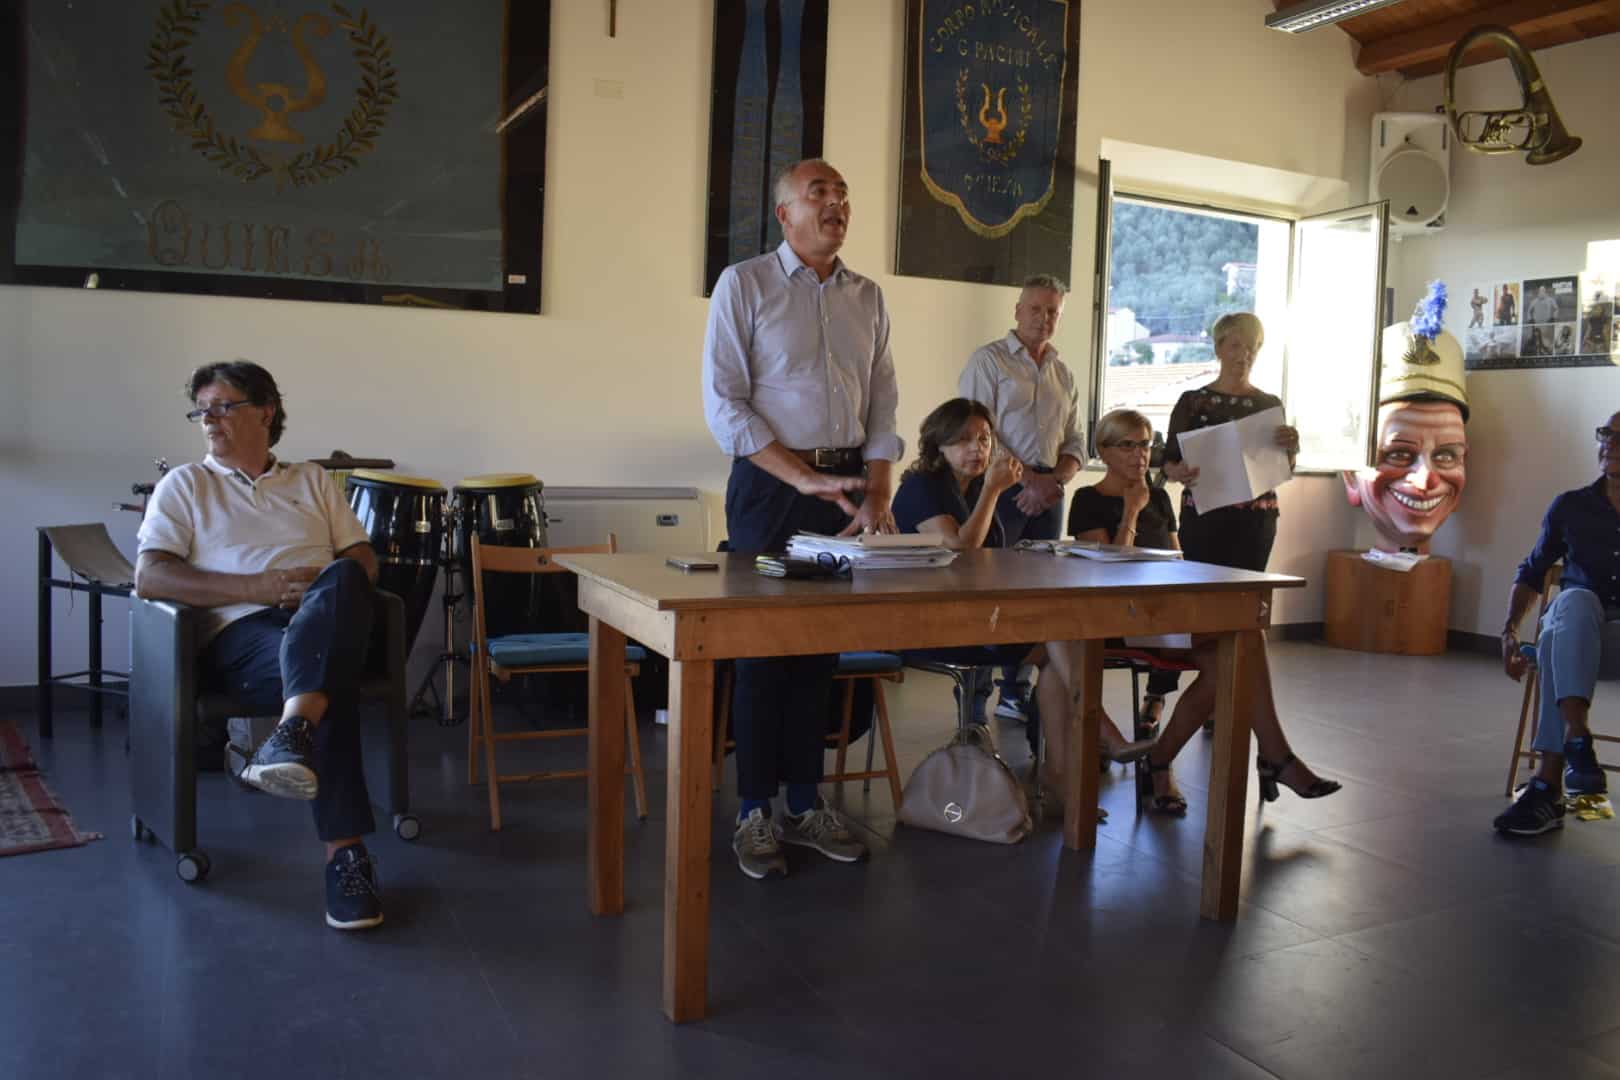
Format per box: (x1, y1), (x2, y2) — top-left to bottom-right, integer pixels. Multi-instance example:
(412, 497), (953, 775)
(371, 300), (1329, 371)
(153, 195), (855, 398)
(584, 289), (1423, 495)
(959, 274), (1085, 720)
(135, 361), (385, 930)
(702, 158), (903, 880)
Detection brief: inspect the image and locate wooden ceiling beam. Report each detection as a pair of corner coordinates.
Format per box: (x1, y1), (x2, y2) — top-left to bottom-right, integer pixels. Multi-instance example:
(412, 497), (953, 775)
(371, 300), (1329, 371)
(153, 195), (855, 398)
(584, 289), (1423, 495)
(1354, 0), (1616, 75)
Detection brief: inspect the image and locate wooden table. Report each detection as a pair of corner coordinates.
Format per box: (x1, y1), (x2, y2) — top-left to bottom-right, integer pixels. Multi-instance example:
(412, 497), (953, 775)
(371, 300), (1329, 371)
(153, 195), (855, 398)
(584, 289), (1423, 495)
(558, 549), (1304, 1023)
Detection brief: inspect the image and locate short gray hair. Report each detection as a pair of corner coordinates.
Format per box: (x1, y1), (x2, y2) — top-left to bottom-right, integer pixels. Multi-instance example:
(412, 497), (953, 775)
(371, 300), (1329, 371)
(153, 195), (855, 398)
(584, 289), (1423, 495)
(1021, 274), (1068, 295)
(772, 158), (834, 209)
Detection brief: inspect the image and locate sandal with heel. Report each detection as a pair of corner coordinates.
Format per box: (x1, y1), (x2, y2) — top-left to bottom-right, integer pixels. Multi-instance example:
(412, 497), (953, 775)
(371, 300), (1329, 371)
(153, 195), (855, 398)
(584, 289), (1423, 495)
(1255, 752), (1342, 803)
(1136, 693), (1166, 741)
(1135, 758), (1188, 816)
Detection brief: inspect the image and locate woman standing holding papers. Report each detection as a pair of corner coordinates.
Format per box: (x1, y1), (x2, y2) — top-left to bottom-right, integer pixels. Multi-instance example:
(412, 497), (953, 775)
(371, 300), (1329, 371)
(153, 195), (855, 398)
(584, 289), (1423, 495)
(1163, 312), (1298, 573)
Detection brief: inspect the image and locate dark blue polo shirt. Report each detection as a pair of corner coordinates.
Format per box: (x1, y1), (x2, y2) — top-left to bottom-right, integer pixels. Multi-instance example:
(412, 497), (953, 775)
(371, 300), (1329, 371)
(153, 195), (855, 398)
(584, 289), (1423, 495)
(892, 467), (1005, 549)
(1516, 478), (1620, 607)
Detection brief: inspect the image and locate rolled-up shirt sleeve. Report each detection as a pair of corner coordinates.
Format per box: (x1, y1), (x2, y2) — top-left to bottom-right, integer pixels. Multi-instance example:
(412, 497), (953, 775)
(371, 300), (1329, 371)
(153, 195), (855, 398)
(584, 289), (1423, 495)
(1056, 372), (1086, 463)
(861, 299), (904, 462)
(702, 267), (778, 457)
(1515, 496), (1568, 591)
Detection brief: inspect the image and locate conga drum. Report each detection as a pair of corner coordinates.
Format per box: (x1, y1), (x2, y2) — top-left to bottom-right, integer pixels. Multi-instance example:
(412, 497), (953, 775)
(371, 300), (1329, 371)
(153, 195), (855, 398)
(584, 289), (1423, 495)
(346, 469), (446, 653)
(452, 473), (549, 639)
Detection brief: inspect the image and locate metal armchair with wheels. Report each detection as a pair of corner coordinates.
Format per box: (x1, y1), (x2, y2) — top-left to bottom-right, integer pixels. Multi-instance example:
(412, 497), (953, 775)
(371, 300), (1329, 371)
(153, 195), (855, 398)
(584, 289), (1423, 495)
(128, 589), (416, 882)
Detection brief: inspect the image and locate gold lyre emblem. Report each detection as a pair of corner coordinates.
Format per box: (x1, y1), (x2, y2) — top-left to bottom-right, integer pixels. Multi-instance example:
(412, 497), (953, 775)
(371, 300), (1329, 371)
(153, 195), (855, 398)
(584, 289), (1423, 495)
(148, 0), (399, 189)
(955, 70), (1031, 165)
(223, 5), (332, 145)
(978, 84), (1008, 145)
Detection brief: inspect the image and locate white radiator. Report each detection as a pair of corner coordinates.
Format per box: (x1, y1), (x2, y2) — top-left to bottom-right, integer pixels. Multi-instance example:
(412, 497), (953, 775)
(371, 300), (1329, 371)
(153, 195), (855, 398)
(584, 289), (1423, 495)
(541, 486), (708, 554)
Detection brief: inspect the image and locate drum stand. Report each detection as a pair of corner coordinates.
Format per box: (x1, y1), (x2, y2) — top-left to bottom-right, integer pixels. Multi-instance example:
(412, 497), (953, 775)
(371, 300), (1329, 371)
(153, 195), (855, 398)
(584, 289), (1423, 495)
(409, 559), (469, 726)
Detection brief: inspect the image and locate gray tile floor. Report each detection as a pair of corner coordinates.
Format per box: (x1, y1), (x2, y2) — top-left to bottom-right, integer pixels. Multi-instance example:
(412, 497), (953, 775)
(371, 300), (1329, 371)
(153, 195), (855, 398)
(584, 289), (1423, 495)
(6, 640), (1620, 1080)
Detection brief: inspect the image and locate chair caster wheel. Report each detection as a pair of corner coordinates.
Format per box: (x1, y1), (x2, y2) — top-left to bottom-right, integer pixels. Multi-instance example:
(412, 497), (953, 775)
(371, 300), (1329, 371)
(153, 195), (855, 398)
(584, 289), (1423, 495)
(176, 851), (211, 883)
(393, 814), (421, 841)
(131, 815), (150, 842)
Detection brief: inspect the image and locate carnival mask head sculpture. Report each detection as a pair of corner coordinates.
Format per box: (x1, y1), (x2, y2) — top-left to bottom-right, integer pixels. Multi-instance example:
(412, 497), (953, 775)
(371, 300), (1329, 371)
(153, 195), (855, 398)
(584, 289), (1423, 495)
(1343, 282), (1470, 553)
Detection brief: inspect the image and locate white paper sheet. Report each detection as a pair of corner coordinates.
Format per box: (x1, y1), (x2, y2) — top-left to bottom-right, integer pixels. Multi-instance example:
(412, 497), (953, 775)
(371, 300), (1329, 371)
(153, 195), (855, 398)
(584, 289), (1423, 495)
(1176, 405), (1293, 512)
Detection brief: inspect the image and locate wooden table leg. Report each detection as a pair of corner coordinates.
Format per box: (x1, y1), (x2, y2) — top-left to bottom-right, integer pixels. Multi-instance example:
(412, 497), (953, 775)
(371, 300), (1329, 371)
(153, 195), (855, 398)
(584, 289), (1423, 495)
(1201, 629), (1256, 921)
(588, 617), (627, 917)
(664, 659), (715, 1023)
(1063, 640), (1105, 851)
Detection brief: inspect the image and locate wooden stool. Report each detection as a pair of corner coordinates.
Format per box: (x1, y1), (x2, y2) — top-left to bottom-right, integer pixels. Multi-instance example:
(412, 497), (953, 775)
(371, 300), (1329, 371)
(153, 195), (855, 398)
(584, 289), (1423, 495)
(1323, 550), (1450, 655)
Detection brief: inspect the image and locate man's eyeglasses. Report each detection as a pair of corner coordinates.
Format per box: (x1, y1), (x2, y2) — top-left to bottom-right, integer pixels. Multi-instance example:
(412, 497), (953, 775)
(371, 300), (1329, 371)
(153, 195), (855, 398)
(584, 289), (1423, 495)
(186, 400), (255, 423)
(1597, 427), (1620, 444)
(1103, 439), (1153, 451)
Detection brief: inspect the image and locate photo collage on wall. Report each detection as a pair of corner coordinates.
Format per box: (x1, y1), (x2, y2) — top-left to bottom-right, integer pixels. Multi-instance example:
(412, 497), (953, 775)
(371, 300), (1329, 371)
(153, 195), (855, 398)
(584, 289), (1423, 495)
(1464, 271), (1617, 370)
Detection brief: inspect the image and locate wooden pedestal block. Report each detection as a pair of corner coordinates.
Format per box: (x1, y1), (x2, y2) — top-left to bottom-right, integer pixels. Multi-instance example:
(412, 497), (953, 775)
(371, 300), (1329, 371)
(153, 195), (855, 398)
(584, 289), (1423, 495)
(1323, 550), (1451, 656)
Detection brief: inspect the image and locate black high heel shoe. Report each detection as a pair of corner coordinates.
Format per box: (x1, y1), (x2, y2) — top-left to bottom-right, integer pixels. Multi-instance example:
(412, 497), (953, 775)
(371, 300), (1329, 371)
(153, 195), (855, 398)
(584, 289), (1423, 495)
(1135, 758), (1187, 816)
(1255, 752), (1342, 803)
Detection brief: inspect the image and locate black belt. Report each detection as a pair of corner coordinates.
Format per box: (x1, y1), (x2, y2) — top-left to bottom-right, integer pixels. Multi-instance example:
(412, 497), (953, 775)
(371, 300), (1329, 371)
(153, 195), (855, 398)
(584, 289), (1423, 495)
(789, 447), (864, 473)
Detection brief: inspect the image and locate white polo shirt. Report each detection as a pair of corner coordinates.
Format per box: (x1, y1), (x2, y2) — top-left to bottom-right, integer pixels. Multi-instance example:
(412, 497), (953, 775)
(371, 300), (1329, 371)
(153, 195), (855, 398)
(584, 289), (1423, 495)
(137, 455), (369, 641)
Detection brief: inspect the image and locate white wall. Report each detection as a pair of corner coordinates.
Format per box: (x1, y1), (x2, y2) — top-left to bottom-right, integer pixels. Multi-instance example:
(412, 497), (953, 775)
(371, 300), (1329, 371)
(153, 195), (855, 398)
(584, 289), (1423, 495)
(1382, 32), (1619, 637)
(2, 0), (1379, 688)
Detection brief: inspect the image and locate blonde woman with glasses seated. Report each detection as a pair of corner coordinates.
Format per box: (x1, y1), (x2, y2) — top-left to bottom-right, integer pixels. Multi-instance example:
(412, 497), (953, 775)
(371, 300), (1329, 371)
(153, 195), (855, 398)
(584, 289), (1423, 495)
(1073, 409), (1341, 815)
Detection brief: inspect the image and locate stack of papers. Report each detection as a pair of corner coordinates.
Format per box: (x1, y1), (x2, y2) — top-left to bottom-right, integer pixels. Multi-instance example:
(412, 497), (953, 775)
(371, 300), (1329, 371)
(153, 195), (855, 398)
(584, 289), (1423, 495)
(1176, 405), (1294, 512)
(1361, 549), (1428, 573)
(786, 532), (958, 570)
(1055, 541), (1183, 563)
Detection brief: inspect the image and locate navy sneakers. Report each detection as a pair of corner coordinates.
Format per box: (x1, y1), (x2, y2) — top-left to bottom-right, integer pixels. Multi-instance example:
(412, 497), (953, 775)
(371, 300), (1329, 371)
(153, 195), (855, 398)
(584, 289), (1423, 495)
(240, 716), (318, 801)
(1563, 736), (1609, 796)
(1493, 779), (1566, 836)
(325, 844), (384, 930)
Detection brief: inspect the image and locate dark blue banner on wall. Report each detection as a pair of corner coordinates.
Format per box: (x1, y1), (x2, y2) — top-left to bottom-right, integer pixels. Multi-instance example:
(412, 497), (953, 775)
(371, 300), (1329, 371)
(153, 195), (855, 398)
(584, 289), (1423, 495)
(703, 0), (829, 296)
(897, 0), (1080, 285)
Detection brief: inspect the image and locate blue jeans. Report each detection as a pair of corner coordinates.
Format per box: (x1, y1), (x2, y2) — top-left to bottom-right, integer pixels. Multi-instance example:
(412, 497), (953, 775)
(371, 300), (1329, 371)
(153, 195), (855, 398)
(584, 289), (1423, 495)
(1532, 587), (1620, 753)
(203, 559), (378, 841)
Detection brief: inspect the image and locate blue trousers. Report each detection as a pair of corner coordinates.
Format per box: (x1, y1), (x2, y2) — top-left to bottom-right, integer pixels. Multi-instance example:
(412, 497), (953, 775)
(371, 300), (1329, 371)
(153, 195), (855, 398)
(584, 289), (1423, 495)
(1533, 587), (1620, 753)
(724, 457), (850, 801)
(203, 559), (377, 841)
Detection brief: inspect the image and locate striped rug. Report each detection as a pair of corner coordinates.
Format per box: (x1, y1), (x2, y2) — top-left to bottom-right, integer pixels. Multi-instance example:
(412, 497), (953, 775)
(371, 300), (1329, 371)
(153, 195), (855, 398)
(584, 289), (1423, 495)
(0, 721), (101, 857)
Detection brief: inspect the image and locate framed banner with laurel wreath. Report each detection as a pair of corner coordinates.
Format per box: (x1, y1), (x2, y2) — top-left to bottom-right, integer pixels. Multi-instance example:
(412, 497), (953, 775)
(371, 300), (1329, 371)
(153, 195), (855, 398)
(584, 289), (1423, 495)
(895, 0), (1079, 286)
(0, 0), (549, 314)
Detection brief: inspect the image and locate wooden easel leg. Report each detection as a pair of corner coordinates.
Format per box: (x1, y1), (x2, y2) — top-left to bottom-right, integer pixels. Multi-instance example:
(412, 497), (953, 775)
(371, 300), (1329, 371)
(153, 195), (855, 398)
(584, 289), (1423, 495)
(1201, 630), (1256, 921)
(664, 659), (715, 1023)
(588, 619), (628, 916)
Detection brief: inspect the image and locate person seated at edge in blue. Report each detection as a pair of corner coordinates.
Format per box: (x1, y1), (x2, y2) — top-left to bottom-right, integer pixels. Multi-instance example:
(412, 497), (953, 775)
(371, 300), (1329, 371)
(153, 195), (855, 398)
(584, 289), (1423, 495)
(891, 399), (1153, 802)
(1495, 413), (1620, 835)
(135, 360), (385, 929)
(1072, 408), (1341, 814)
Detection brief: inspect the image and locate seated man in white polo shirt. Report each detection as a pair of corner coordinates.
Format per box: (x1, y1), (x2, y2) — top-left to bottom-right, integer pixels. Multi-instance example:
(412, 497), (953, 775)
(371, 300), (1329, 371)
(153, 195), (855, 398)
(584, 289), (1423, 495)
(135, 360), (385, 930)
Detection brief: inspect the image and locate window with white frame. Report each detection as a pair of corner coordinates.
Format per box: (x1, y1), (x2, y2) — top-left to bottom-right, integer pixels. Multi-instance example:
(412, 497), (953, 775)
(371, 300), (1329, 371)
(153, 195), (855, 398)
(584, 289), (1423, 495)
(1091, 181), (1388, 471)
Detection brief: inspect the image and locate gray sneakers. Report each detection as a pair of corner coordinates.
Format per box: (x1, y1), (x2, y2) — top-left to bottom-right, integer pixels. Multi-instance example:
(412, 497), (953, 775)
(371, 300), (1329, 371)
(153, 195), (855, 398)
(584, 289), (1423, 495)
(780, 800), (867, 863)
(732, 808), (786, 880)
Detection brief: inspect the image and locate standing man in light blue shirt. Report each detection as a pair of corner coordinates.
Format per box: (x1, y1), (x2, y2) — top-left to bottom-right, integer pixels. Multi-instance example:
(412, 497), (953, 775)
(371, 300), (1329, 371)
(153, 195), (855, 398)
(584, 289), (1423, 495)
(958, 274), (1086, 721)
(702, 158), (904, 880)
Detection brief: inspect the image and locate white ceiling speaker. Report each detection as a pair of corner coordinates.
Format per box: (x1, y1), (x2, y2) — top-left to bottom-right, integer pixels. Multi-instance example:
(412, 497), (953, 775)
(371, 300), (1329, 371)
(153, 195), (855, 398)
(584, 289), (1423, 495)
(1370, 111), (1450, 235)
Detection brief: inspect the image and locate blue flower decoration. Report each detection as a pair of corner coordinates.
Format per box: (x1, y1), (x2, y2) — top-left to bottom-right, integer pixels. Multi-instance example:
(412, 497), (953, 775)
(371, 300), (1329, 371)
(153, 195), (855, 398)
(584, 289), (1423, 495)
(1410, 280), (1447, 340)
